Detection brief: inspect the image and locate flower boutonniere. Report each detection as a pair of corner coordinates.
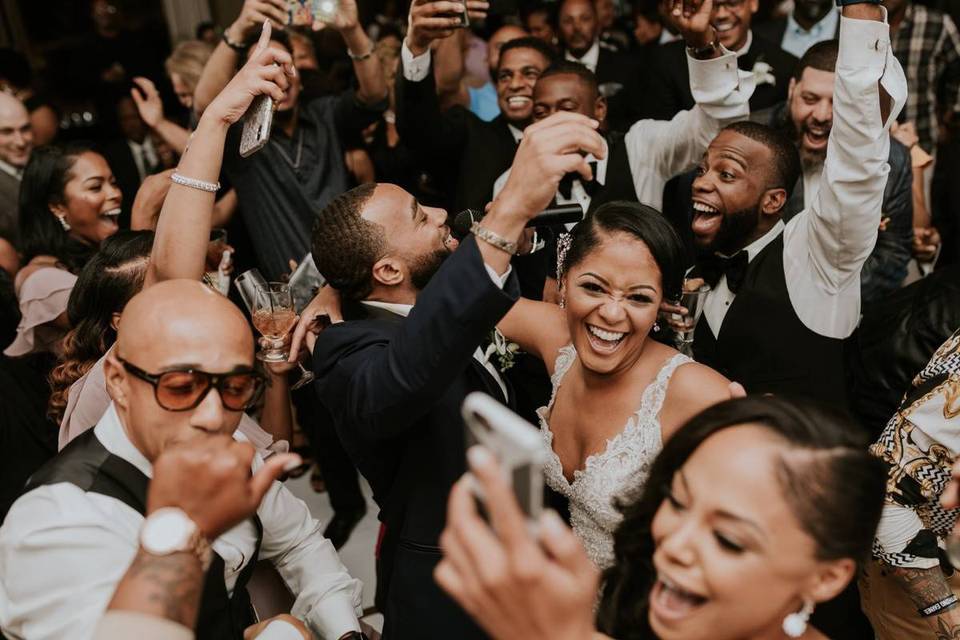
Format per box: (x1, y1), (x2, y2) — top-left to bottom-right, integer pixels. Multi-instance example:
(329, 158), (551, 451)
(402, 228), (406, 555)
(484, 328), (521, 373)
(751, 59), (776, 87)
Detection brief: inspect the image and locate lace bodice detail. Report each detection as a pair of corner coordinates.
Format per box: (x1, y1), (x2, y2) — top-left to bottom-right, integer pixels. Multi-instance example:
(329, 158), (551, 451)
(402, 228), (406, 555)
(537, 345), (691, 569)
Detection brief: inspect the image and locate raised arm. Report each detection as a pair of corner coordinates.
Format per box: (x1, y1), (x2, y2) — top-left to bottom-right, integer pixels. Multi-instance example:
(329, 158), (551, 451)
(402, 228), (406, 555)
(624, 0), (755, 203)
(784, 4), (907, 335)
(145, 23), (294, 287)
(130, 78), (191, 154)
(395, 0), (476, 158)
(496, 298), (569, 372)
(193, 0), (287, 116)
(324, 113), (605, 441)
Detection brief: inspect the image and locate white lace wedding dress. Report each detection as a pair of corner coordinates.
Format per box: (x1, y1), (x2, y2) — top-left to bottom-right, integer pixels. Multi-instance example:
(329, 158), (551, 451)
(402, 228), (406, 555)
(537, 344), (691, 568)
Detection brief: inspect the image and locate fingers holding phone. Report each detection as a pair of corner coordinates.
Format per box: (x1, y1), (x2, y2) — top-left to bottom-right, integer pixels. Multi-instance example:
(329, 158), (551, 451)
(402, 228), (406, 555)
(406, 0), (470, 55)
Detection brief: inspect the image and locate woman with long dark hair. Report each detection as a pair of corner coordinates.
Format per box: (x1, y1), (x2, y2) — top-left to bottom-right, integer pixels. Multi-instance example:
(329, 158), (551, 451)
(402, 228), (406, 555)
(48, 230), (152, 437)
(495, 201), (733, 568)
(4, 144), (121, 357)
(436, 395), (886, 640)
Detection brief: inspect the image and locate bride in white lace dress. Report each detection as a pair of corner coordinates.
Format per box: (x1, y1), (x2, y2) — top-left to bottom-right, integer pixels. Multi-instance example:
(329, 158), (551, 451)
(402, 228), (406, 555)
(498, 202), (733, 568)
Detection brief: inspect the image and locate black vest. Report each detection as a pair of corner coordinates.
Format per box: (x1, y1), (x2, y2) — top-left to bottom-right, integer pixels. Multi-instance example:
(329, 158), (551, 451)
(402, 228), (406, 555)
(692, 234), (848, 408)
(24, 429), (263, 640)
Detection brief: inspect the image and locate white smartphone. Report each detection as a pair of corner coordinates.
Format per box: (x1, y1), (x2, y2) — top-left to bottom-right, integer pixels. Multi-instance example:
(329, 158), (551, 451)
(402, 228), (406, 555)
(461, 392), (548, 522)
(239, 94), (274, 158)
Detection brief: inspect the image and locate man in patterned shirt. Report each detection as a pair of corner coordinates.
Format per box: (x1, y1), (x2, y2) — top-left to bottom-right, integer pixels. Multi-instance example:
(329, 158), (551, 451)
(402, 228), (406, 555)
(864, 328), (960, 639)
(883, 0), (960, 154)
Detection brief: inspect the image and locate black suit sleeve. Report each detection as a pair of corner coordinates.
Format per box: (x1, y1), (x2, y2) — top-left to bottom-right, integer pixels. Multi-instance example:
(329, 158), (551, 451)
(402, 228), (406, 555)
(395, 60), (472, 165)
(332, 89), (390, 135)
(641, 44), (690, 121)
(316, 236), (520, 443)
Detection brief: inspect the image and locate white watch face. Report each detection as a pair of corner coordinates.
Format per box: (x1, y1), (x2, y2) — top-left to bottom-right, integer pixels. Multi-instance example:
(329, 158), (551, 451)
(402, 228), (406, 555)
(141, 508), (197, 555)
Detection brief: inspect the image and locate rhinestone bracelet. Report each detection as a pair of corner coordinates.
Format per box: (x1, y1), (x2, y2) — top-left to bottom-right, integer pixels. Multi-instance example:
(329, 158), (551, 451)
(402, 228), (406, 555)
(471, 221), (518, 255)
(171, 172), (220, 193)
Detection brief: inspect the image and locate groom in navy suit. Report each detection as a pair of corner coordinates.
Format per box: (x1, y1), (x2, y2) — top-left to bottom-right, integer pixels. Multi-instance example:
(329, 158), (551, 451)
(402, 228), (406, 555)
(308, 112), (606, 640)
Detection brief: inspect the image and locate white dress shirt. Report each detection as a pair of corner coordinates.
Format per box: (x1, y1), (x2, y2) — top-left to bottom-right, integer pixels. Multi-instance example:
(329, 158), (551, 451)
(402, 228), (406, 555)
(701, 12), (907, 340)
(564, 41), (601, 73)
(0, 404), (363, 640)
(492, 47), (756, 212)
(362, 263), (511, 401)
(781, 6), (841, 58)
(0, 158), (22, 181)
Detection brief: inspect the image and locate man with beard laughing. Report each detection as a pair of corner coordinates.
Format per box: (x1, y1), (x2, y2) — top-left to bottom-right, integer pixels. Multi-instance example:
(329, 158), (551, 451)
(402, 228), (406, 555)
(666, 39), (913, 303)
(680, 4), (907, 419)
(306, 112), (605, 639)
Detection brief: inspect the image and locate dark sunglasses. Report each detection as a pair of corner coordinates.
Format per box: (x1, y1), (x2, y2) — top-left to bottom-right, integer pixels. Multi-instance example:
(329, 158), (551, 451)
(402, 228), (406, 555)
(117, 356), (266, 412)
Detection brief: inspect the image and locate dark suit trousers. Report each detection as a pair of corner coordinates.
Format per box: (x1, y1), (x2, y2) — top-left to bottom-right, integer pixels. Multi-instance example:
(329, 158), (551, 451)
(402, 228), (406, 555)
(292, 386), (365, 514)
(382, 542), (487, 640)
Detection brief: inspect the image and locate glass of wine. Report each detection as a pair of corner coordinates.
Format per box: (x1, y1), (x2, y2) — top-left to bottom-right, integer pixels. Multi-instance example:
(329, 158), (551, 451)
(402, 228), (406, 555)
(671, 279), (711, 357)
(251, 283), (298, 362)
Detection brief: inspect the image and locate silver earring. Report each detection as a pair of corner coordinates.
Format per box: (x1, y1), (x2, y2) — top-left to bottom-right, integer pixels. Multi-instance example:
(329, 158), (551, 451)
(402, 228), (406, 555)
(782, 600), (814, 638)
(56, 214), (70, 231)
(558, 295), (566, 309)
(653, 321), (661, 333)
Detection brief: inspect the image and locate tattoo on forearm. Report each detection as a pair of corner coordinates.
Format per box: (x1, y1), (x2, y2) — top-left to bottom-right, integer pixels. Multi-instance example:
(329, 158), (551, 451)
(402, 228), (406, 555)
(936, 618), (960, 640)
(109, 548), (204, 627)
(887, 565), (957, 612)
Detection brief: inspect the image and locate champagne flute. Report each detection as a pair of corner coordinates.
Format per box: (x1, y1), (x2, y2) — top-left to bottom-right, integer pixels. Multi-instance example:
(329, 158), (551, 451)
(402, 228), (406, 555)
(672, 279), (711, 357)
(251, 283), (298, 362)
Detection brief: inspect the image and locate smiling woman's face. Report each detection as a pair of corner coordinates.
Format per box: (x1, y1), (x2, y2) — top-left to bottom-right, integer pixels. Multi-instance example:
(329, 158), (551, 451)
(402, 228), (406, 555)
(562, 231), (662, 377)
(648, 425), (830, 640)
(52, 151), (122, 246)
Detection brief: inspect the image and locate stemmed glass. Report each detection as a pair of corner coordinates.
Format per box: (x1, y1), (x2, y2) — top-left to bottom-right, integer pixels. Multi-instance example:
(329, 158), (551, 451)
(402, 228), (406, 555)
(668, 279), (711, 357)
(235, 271), (316, 390)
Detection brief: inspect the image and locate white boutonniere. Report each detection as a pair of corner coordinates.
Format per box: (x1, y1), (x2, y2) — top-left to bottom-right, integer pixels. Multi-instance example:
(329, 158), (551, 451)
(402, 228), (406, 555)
(484, 328), (521, 372)
(751, 60), (776, 87)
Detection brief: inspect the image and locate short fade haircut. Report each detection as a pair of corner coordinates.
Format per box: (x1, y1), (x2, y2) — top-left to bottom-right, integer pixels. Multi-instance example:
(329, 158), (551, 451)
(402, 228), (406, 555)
(497, 37), (558, 72)
(522, 3), (558, 27)
(793, 39), (838, 81)
(310, 183), (386, 301)
(539, 61), (599, 98)
(722, 121), (802, 197)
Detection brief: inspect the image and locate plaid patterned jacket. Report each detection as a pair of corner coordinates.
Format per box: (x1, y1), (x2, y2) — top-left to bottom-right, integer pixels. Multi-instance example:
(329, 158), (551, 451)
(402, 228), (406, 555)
(892, 5), (960, 153)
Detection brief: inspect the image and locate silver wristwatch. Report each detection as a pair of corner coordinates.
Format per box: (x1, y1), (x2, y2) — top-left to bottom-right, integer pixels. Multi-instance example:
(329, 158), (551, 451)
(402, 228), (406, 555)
(140, 507), (213, 571)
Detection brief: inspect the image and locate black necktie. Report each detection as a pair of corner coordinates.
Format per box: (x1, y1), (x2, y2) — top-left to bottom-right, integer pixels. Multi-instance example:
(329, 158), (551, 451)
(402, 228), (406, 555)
(557, 161), (599, 200)
(696, 251), (749, 294)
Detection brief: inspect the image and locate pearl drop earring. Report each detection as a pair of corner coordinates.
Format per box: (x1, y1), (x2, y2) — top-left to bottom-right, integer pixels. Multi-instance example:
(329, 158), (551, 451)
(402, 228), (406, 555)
(57, 214), (71, 231)
(782, 600), (814, 638)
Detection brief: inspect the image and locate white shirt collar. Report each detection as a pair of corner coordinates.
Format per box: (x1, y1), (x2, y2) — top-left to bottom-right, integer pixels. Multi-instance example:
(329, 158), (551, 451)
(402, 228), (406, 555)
(738, 219), (785, 262)
(507, 124), (524, 144)
(786, 5), (839, 38)
(734, 30), (753, 58)
(361, 300), (413, 317)
(94, 403), (155, 479)
(659, 29), (681, 45)
(565, 41), (601, 73)
(0, 158), (23, 180)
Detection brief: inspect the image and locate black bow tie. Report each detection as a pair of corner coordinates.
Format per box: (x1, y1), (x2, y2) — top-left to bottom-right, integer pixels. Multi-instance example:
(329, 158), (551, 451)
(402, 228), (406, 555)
(557, 161), (599, 200)
(695, 251), (749, 294)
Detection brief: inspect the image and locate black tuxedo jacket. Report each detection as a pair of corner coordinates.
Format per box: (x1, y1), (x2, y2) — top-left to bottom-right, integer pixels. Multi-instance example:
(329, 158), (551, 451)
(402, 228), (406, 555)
(396, 62), (519, 211)
(642, 33), (798, 121)
(592, 47), (646, 132)
(311, 236), (519, 639)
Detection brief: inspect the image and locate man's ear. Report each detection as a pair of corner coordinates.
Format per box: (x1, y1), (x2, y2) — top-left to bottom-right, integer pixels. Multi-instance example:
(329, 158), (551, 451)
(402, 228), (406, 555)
(110, 312), (122, 332)
(594, 96), (608, 127)
(371, 256), (405, 288)
(760, 188), (788, 216)
(787, 77), (797, 102)
(103, 351), (129, 411)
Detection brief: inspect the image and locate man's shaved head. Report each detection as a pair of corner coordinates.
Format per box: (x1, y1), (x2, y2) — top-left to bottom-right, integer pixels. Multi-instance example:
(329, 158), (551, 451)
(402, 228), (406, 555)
(107, 280), (256, 462)
(0, 92), (33, 168)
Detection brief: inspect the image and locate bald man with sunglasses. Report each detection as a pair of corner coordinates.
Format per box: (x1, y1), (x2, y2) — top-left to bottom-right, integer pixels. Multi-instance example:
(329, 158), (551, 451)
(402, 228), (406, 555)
(0, 280), (365, 640)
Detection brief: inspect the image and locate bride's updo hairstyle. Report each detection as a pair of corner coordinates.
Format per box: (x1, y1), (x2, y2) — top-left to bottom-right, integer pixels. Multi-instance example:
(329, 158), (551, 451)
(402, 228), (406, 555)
(596, 396), (885, 639)
(559, 201), (686, 303)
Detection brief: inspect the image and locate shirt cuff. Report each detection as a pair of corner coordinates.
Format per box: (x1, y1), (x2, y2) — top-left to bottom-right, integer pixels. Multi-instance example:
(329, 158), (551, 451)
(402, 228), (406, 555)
(484, 263), (513, 288)
(94, 612), (194, 640)
(308, 596), (362, 640)
(401, 41), (432, 82)
(687, 46), (754, 120)
(838, 10), (907, 129)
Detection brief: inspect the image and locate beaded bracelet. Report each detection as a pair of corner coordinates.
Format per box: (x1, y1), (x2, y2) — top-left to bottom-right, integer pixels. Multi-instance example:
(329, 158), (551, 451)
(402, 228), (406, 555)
(471, 221), (518, 255)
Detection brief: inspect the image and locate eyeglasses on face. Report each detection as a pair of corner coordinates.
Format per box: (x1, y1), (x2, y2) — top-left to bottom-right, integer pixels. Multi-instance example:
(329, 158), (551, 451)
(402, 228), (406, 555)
(117, 356), (266, 412)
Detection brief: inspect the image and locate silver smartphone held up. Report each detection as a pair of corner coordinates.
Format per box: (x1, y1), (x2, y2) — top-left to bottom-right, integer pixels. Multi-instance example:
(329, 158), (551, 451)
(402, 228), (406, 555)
(239, 94), (274, 158)
(461, 392), (548, 521)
